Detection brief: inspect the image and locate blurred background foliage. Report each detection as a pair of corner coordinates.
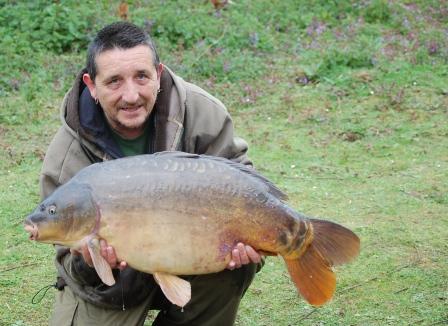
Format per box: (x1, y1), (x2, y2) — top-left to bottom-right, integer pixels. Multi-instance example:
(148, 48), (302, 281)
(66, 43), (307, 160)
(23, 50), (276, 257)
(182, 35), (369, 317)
(1, 0), (446, 96)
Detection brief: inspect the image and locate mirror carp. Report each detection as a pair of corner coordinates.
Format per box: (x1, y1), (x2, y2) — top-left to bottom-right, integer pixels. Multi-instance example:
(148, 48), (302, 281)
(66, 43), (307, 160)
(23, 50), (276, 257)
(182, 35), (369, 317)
(25, 151), (360, 307)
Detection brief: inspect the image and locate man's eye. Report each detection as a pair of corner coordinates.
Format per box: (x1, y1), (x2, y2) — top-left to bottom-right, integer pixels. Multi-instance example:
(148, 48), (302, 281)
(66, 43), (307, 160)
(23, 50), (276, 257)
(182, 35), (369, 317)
(109, 78), (119, 84)
(137, 74), (148, 80)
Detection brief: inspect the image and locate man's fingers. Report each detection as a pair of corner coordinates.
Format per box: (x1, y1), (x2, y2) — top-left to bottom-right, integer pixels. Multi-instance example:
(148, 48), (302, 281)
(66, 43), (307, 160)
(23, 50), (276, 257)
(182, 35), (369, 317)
(227, 260), (236, 270)
(118, 261), (128, 271)
(106, 246), (117, 268)
(232, 248), (241, 268)
(245, 245), (262, 264)
(237, 243), (250, 265)
(226, 243), (262, 270)
(100, 239), (108, 258)
(100, 239), (118, 268)
(73, 245), (93, 267)
(72, 240), (126, 271)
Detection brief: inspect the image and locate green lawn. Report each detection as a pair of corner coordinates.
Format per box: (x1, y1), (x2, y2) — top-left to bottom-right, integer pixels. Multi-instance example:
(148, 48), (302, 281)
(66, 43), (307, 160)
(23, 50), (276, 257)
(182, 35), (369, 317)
(1, 1), (447, 325)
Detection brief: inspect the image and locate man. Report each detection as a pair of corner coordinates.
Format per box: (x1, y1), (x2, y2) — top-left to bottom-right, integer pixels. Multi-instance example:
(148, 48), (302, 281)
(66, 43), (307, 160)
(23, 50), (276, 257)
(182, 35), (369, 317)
(40, 21), (262, 325)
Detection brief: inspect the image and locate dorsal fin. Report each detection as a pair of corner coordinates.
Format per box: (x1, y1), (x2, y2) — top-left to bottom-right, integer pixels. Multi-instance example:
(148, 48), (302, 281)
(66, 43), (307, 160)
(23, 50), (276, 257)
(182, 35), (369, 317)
(153, 151), (288, 201)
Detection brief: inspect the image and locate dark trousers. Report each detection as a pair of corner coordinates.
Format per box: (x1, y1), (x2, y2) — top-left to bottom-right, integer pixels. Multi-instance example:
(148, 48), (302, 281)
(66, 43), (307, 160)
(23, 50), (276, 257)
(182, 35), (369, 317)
(50, 264), (258, 326)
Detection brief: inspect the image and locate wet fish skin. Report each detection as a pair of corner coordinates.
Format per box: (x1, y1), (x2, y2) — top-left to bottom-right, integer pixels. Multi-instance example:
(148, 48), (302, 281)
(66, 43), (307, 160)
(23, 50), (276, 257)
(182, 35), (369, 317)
(25, 151), (360, 307)
(25, 183), (97, 247)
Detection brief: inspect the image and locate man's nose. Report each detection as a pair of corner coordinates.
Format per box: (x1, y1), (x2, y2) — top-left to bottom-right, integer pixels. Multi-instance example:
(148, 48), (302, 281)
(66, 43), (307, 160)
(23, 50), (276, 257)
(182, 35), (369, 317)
(121, 81), (139, 104)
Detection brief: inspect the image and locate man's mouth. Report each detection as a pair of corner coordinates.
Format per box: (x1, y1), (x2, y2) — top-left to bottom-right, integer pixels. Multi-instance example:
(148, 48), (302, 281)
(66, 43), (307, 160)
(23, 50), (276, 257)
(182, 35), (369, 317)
(121, 105), (143, 112)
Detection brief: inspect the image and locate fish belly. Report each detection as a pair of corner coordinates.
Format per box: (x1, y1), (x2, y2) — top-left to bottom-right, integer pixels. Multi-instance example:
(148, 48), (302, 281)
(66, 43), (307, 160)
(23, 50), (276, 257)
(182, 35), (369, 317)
(95, 197), (299, 275)
(98, 208), (238, 275)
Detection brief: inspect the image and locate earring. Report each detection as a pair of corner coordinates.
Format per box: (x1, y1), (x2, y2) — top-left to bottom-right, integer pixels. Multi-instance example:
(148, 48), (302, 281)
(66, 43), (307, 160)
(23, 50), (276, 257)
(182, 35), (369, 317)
(157, 89), (161, 94)
(94, 98), (99, 105)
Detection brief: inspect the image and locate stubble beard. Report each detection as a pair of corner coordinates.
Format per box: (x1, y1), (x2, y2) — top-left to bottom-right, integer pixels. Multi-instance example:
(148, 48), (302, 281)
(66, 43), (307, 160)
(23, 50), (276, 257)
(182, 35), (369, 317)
(107, 108), (152, 138)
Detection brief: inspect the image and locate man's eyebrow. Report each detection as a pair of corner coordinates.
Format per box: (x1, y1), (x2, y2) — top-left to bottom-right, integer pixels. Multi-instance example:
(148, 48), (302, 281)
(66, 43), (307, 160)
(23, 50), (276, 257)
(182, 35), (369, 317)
(136, 69), (151, 75)
(104, 74), (121, 82)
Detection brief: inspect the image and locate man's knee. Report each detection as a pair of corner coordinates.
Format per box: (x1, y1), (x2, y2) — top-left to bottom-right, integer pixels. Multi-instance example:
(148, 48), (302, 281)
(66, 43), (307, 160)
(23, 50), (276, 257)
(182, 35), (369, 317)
(192, 263), (258, 297)
(152, 264), (260, 326)
(232, 263), (259, 296)
(50, 286), (153, 326)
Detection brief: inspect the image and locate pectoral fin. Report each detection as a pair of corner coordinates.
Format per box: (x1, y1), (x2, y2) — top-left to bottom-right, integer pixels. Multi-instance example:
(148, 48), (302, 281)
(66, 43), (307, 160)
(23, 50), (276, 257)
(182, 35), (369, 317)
(154, 272), (191, 307)
(87, 238), (115, 286)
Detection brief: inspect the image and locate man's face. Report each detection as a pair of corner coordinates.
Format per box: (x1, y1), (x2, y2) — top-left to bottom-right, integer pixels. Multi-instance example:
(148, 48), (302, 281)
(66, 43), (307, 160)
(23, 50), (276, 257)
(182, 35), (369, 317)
(83, 45), (163, 139)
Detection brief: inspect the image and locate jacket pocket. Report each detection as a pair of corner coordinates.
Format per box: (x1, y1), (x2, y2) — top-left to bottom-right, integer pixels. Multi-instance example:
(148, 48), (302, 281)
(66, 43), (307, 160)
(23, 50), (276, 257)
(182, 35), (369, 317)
(49, 287), (79, 326)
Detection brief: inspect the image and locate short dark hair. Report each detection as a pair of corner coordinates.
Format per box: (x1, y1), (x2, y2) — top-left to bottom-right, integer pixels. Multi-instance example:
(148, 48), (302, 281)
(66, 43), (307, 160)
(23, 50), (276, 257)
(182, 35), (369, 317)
(86, 21), (160, 81)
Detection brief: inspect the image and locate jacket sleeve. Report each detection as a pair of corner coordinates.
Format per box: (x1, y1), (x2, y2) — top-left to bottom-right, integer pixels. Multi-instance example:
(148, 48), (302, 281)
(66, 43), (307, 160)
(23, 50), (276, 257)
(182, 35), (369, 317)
(40, 173), (58, 201)
(39, 128), (65, 200)
(183, 84), (252, 166)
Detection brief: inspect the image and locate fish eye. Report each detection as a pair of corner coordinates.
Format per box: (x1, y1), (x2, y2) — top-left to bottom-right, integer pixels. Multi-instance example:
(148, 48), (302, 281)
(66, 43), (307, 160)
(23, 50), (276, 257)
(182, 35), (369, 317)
(48, 205), (57, 215)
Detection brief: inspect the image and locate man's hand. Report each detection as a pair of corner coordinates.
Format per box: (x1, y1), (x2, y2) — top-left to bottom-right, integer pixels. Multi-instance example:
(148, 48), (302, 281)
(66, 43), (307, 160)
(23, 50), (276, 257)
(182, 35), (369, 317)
(70, 239), (127, 270)
(226, 243), (262, 270)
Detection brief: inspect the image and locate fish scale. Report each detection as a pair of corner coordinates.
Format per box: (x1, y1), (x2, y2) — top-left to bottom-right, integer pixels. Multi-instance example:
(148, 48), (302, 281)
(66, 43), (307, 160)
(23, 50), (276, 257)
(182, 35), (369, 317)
(25, 151), (360, 308)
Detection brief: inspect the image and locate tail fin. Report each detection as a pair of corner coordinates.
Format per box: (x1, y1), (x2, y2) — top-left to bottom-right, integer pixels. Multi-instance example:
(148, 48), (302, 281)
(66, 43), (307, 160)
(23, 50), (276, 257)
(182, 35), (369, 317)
(284, 219), (360, 306)
(310, 219), (360, 266)
(284, 245), (335, 306)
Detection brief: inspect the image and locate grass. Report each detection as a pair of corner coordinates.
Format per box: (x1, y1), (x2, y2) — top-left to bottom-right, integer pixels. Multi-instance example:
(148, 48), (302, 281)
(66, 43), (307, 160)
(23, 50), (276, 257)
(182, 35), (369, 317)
(1, 0), (447, 325)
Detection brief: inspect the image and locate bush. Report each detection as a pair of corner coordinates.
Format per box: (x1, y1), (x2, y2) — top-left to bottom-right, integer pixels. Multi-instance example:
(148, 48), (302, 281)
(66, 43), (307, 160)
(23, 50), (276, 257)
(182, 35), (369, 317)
(0, 1), (96, 54)
(1, 0), (446, 94)
(0, 1), (97, 93)
(362, 0), (391, 23)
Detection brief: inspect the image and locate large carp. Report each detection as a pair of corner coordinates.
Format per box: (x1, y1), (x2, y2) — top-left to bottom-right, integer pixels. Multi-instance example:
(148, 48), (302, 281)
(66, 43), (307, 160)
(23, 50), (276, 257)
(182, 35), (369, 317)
(25, 151), (359, 307)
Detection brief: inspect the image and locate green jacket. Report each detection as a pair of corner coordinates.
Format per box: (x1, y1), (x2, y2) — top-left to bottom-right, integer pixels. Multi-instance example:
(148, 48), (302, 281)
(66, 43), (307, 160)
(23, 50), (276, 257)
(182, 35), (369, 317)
(40, 66), (251, 309)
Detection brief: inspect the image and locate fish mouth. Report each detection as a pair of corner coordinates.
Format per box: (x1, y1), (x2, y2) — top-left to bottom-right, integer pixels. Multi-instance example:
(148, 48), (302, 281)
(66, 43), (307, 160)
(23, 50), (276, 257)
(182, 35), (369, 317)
(24, 220), (38, 240)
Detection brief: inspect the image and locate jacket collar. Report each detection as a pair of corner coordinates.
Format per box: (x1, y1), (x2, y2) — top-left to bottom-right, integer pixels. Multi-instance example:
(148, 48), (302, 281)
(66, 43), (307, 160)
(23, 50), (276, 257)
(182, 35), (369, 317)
(78, 86), (123, 159)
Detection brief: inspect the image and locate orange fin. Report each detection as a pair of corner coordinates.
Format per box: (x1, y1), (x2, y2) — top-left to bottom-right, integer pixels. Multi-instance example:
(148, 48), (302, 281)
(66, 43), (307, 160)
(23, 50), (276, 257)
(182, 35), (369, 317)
(154, 272), (191, 308)
(284, 244), (335, 306)
(310, 218), (360, 266)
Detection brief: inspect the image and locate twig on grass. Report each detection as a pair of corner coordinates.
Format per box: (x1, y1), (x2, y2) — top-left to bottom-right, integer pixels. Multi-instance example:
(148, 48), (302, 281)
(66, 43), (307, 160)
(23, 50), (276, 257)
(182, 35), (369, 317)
(394, 287), (409, 294)
(297, 308), (317, 322)
(338, 275), (379, 293)
(413, 318), (425, 324)
(428, 319), (448, 326)
(339, 262), (415, 294)
(0, 262), (38, 273)
(415, 318), (448, 326)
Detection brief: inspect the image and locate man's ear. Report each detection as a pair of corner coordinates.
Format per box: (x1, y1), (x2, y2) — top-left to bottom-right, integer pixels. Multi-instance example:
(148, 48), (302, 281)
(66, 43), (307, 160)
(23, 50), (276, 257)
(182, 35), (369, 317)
(157, 63), (164, 80)
(82, 74), (97, 99)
